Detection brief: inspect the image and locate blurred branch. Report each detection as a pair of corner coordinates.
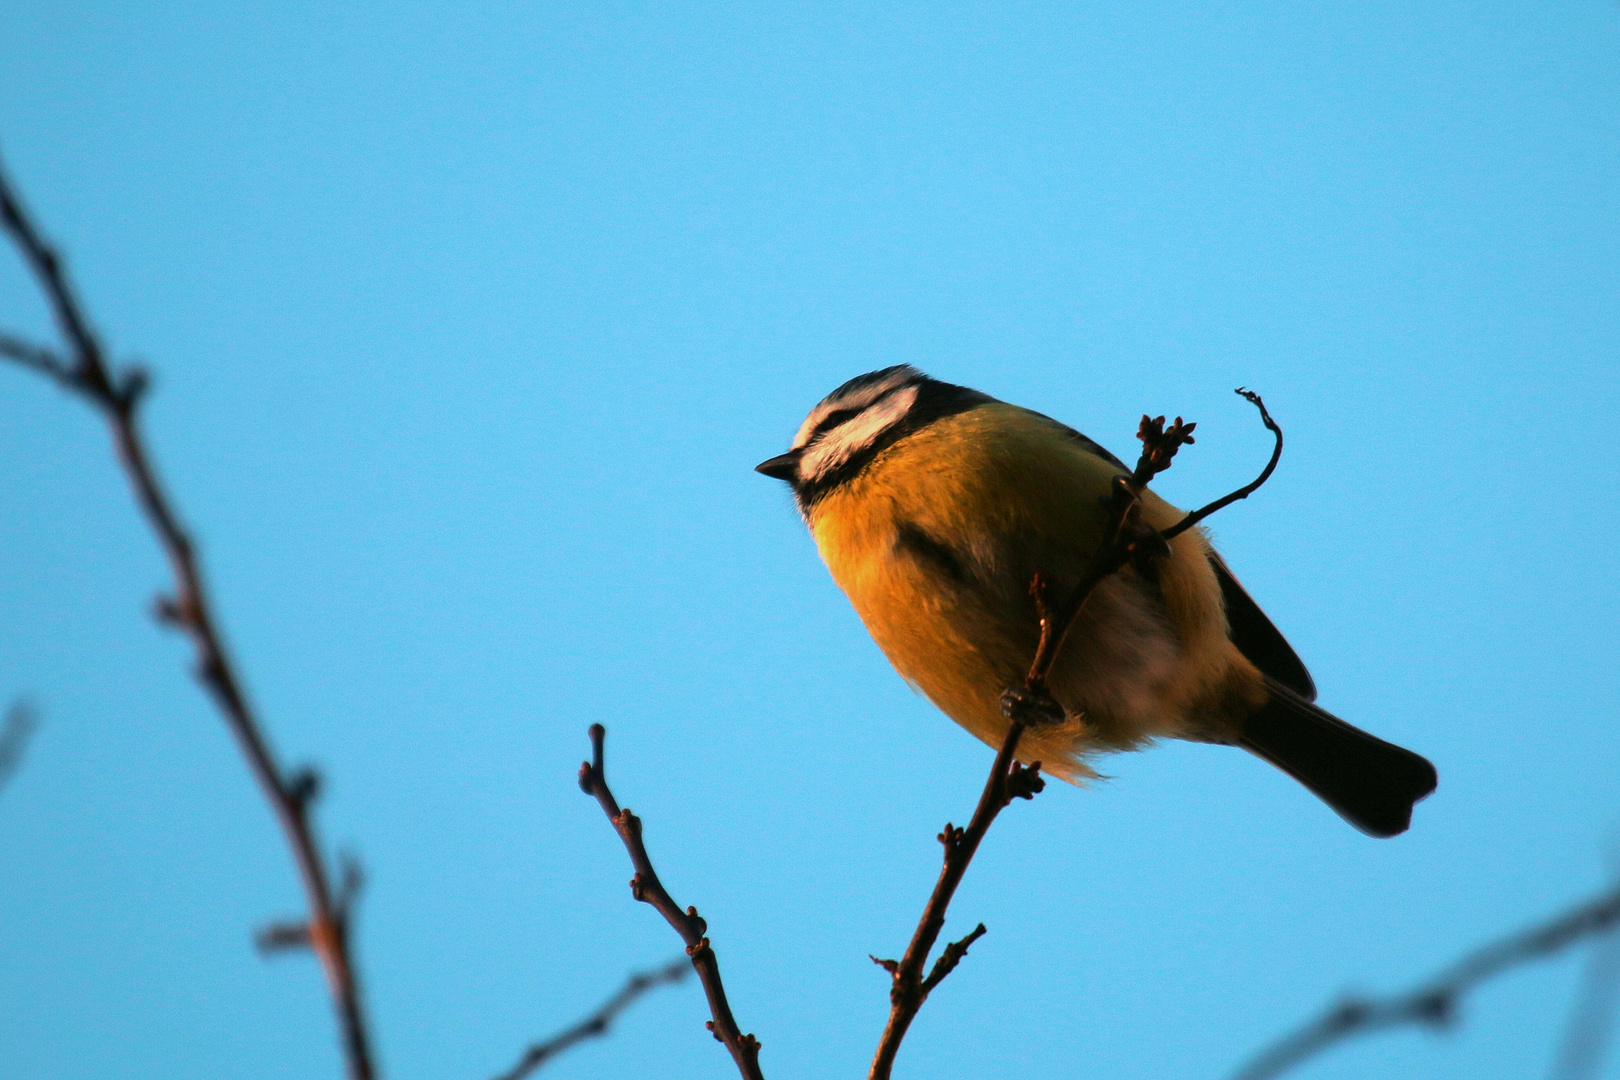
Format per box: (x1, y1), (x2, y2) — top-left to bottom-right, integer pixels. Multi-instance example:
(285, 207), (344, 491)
(1550, 926), (1620, 1080)
(0, 332), (73, 382)
(871, 400), (1276, 1079)
(1549, 854), (1620, 1080)
(0, 699), (39, 798)
(578, 724), (764, 1080)
(1229, 883), (1620, 1080)
(490, 956), (690, 1080)
(0, 150), (376, 1079)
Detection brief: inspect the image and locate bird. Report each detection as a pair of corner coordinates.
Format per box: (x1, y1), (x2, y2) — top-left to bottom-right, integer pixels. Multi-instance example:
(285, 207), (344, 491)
(755, 365), (1437, 837)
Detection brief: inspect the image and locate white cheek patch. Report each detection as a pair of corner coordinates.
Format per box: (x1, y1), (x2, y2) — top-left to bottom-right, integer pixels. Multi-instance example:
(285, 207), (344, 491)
(798, 384), (919, 483)
(791, 367), (919, 450)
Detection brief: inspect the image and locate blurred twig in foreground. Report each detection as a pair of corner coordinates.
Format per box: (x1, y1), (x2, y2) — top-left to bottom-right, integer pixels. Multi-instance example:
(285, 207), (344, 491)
(0, 150), (377, 1080)
(491, 956), (689, 1080)
(1549, 856), (1620, 1080)
(0, 699), (38, 798)
(1230, 883), (1620, 1080)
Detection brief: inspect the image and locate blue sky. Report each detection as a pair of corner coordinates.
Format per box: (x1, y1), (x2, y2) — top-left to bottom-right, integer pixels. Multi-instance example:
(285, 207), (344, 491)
(2, 2), (1618, 1078)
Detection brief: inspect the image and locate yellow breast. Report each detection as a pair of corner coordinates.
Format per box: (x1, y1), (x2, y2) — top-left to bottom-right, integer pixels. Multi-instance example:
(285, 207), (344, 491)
(806, 402), (1251, 779)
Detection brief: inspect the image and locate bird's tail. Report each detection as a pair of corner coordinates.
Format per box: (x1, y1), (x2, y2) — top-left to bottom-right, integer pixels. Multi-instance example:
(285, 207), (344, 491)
(1239, 678), (1437, 837)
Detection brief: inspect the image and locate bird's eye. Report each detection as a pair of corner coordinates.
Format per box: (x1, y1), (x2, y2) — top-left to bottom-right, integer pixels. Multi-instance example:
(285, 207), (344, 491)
(813, 407), (861, 439)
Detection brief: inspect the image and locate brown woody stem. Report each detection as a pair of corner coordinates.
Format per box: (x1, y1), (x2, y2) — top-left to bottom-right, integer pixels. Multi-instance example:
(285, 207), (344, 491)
(0, 153), (375, 1080)
(491, 955), (690, 1080)
(1230, 884), (1620, 1080)
(579, 724), (764, 1080)
(1030, 390), (1282, 689)
(1161, 388), (1282, 542)
(867, 721), (1045, 1080)
(874, 392), (1283, 1077)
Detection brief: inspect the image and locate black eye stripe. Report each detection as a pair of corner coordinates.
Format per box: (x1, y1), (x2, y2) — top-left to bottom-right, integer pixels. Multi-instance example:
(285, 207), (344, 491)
(810, 384), (913, 441)
(790, 375), (993, 512)
(811, 406), (862, 439)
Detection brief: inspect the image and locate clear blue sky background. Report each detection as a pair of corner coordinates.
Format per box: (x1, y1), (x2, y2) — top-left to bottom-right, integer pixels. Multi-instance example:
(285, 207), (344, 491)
(2, 3), (1618, 1078)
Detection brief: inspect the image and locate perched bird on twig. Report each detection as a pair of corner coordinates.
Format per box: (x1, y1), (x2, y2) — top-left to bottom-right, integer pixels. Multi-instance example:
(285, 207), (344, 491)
(757, 366), (1436, 837)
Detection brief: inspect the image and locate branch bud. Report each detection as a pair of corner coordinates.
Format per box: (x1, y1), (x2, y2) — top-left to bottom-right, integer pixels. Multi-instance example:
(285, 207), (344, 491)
(283, 766), (321, 808)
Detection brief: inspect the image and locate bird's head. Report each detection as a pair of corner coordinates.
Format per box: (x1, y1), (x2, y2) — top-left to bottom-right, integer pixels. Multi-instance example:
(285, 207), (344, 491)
(756, 365), (988, 512)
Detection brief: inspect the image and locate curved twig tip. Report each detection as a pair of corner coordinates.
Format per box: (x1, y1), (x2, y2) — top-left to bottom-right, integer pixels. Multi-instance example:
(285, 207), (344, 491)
(1159, 389), (1284, 542)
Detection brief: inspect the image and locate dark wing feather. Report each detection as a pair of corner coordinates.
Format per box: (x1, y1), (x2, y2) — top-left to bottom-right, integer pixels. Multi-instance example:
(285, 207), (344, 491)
(1037, 411), (1317, 700)
(1209, 553), (1317, 702)
(1038, 415), (1131, 472)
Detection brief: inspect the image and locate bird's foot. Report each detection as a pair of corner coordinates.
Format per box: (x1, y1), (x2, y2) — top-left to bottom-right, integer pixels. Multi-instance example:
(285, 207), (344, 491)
(1000, 686), (1066, 727)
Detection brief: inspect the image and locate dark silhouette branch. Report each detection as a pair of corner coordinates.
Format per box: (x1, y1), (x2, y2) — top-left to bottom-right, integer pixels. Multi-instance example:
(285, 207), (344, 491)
(921, 922), (988, 996)
(491, 956), (690, 1080)
(1229, 884), (1620, 1080)
(1022, 410), (1201, 694)
(872, 396), (1282, 1079)
(578, 724), (764, 1080)
(866, 724), (1044, 1080)
(0, 151), (376, 1080)
(0, 699), (39, 798)
(1161, 388), (1283, 542)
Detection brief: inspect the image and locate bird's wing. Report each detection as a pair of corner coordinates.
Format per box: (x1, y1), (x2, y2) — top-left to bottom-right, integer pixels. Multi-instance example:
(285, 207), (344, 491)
(1042, 417), (1131, 472)
(1208, 552), (1317, 702)
(1034, 410), (1317, 700)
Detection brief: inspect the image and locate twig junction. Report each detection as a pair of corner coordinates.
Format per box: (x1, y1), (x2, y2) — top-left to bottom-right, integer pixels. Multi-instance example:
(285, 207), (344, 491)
(869, 392), (1284, 1079)
(0, 151), (376, 1080)
(1229, 884), (1620, 1080)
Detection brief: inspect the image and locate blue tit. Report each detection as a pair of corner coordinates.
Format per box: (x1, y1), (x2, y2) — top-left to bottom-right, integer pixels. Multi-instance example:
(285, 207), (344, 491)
(756, 365), (1436, 837)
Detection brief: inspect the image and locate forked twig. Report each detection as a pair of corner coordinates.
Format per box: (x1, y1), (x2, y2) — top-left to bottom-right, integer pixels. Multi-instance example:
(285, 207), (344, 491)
(578, 724), (764, 1080)
(1229, 884), (1620, 1080)
(0, 152), (376, 1079)
(866, 723), (1045, 1080)
(870, 392), (1283, 1079)
(492, 956), (690, 1080)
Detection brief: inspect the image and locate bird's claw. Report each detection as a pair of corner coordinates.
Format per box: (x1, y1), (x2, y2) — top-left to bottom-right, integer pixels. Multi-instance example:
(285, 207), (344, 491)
(1000, 686), (1066, 726)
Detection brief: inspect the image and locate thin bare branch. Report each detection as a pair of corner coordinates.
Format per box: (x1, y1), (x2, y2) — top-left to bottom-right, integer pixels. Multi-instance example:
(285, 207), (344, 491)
(578, 724), (764, 1080)
(0, 332), (74, 384)
(1160, 388), (1283, 542)
(0, 699), (39, 798)
(866, 722), (1044, 1080)
(872, 395), (1282, 1079)
(256, 921), (316, 954)
(1022, 403), (1215, 695)
(491, 956), (690, 1080)
(921, 923), (988, 996)
(1229, 884), (1620, 1080)
(0, 151), (376, 1079)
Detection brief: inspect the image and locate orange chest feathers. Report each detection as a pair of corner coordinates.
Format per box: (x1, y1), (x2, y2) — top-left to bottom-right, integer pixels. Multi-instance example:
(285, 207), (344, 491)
(805, 403), (1252, 778)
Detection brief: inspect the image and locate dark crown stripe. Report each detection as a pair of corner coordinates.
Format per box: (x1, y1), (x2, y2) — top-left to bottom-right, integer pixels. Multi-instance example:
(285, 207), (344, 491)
(793, 373), (992, 513)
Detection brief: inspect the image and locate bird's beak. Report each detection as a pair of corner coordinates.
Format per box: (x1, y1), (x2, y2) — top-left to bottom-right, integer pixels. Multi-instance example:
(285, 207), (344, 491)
(754, 452), (799, 481)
